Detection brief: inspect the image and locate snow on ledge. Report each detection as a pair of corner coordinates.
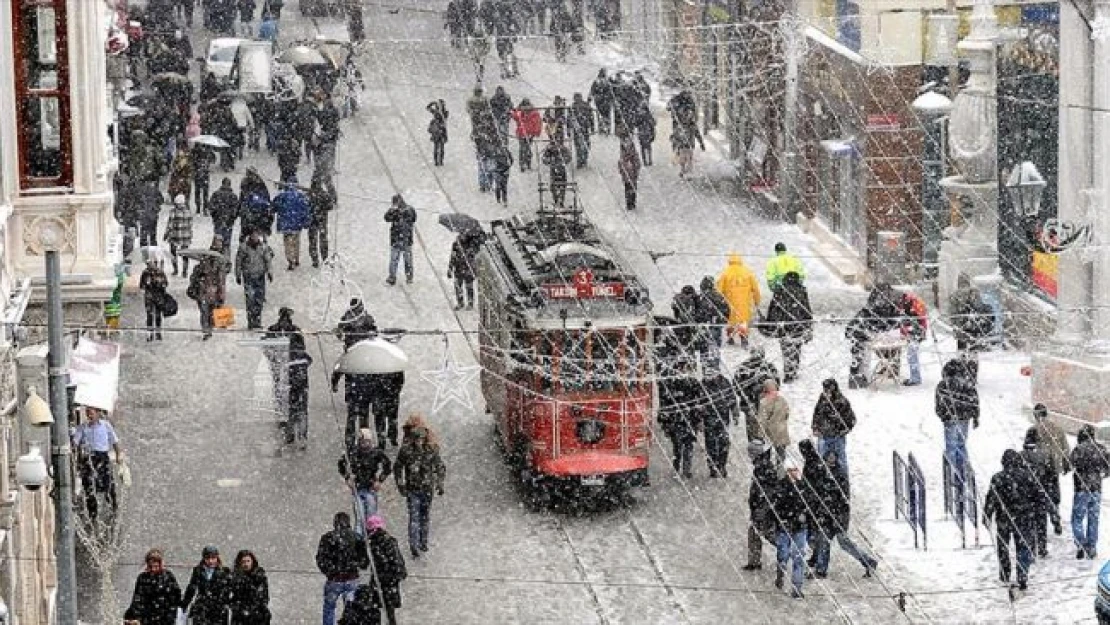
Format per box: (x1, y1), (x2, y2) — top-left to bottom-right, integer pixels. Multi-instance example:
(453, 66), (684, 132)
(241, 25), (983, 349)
(804, 25), (866, 65)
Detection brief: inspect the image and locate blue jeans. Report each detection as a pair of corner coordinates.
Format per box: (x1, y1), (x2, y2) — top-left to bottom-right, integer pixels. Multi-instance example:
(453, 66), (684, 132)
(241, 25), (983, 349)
(817, 436), (848, 478)
(812, 531), (877, 575)
(906, 340), (921, 384)
(1073, 490), (1101, 553)
(477, 156), (493, 191)
(388, 245), (413, 282)
(944, 421), (970, 488)
(353, 488), (379, 537)
(775, 530), (807, 594)
(322, 579), (359, 625)
(243, 274), (266, 328)
(407, 492), (432, 551)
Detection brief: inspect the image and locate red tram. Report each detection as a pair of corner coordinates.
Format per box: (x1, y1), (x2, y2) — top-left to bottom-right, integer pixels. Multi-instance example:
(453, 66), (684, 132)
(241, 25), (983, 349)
(476, 189), (653, 497)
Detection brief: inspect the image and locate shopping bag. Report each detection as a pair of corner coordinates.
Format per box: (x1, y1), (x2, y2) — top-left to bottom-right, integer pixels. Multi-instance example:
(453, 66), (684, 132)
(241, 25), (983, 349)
(175, 608), (188, 625)
(213, 306), (235, 329)
(159, 292), (179, 318)
(118, 460), (132, 488)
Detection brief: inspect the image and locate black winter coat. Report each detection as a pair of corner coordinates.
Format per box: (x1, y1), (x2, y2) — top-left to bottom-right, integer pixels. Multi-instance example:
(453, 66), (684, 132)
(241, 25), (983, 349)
(182, 564), (231, 621)
(368, 529), (408, 608)
(732, 355), (779, 416)
(337, 301), (377, 349)
(448, 239), (478, 282)
(984, 450), (1039, 533)
(811, 392), (856, 438)
(209, 187), (240, 230)
(124, 570), (182, 625)
(657, 377), (699, 442)
(1019, 444), (1055, 510)
(749, 449), (779, 526)
(764, 277), (813, 339)
(695, 290), (730, 326)
(1072, 435), (1110, 494)
(339, 584), (382, 625)
(699, 375), (737, 430)
(384, 203), (417, 248)
(934, 376), (979, 425)
(802, 444), (849, 537)
(316, 527), (370, 581)
(228, 567), (270, 624)
(772, 476), (811, 534)
(339, 446), (393, 490)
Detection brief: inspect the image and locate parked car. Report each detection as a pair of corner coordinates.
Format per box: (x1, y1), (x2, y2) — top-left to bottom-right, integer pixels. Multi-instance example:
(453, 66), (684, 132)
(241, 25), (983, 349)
(1097, 560), (1110, 624)
(205, 38), (244, 84)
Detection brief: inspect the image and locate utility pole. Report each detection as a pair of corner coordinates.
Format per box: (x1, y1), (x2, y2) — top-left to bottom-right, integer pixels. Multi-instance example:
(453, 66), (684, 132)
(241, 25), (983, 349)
(780, 0), (800, 222)
(46, 250), (77, 623)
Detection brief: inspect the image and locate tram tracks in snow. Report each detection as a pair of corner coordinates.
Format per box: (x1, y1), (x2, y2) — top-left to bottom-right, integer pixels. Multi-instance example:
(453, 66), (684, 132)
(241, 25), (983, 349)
(337, 13), (692, 624)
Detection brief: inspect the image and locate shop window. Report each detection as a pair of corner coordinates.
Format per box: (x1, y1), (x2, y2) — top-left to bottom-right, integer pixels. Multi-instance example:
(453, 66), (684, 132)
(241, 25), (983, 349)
(12, 0), (72, 189)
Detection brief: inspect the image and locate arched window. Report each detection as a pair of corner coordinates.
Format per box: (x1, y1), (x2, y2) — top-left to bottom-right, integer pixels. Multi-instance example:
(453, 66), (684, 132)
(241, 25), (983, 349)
(12, 0), (72, 190)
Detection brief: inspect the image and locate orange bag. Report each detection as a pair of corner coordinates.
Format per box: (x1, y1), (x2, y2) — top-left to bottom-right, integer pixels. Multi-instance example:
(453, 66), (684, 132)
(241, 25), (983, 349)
(212, 306), (235, 329)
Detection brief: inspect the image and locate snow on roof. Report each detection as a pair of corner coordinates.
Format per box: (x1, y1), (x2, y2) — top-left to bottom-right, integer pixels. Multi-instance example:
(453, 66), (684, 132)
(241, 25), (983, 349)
(804, 25), (866, 65)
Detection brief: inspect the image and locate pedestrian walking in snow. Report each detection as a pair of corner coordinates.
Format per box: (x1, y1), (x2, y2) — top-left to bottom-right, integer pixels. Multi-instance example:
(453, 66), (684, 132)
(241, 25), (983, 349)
(899, 290), (928, 386)
(591, 69), (614, 134)
(658, 374), (698, 478)
(756, 379), (789, 459)
(1020, 427), (1055, 557)
(366, 515), (408, 625)
(618, 134), (641, 210)
(332, 362), (373, 455)
(192, 144), (215, 214)
(811, 378), (855, 479)
(1070, 424), (1110, 559)
(670, 122), (695, 178)
(773, 457), (810, 599)
(764, 242), (806, 292)
(700, 374), (736, 478)
(209, 178), (240, 248)
(384, 194), (417, 285)
(732, 347), (779, 441)
(984, 450), (1038, 589)
(308, 174), (336, 267)
(186, 237), (231, 340)
(228, 550), (270, 625)
(167, 149), (194, 211)
(285, 334), (313, 450)
(491, 145), (513, 204)
(542, 138), (572, 207)
(337, 298), (378, 350)
(511, 99), (541, 171)
(124, 549), (182, 625)
(762, 271), (812, 382)
(743, 439), (780, 571)
(182, 546), (232, 625)
(235, 228), (274, 329)
(395, 416), (447, 558)
(936, 357), (980, 515)
(448, 235), (478, 310)
(490, 86), (513, 140)
(636, 102), (656, 166)
(339, 429), (393, 534)
(264, 307), (301, 414)
(316, 512), (370, 625)
(427, 99), (450, 166)
(1033, 403), (1070, 536)
(716, 254), (760, 347)
(164, 194), (194, 276)
(801, 441), (878, 579)
(273, 177), (311, 271)
(695, 276), (730, 352)
(139, 252), (169, 342)
(570, 92), (593, 167)
(369, 371), (405, 449)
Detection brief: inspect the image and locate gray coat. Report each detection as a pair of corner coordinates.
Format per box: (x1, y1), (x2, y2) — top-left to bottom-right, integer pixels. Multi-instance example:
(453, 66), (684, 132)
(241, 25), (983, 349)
(235, 241), (273, 281)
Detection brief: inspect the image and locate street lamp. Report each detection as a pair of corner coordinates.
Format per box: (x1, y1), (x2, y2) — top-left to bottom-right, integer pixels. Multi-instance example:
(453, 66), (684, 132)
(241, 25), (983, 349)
(913, 88), (953, 278)
(1006, 161), (1047, 217)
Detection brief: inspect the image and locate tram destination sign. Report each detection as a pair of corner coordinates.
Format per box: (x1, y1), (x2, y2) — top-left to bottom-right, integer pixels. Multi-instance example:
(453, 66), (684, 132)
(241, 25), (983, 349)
(540, 268), (626, 299)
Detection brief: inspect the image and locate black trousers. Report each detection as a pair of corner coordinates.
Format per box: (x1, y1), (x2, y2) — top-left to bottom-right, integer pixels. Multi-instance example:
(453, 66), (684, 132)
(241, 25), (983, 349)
(623, 180), (637, 209)
(308, 221), (329, 264)
(145, 303), (163, 336)
(80, 451), (117, 520)
(432, 139), (446, 166)
(781, 338), (802, 380)
(454, 277), (474, 307)
(704, 419), (730, 474)
(668, 435), (693, 475)
(373, 397), (400, 447)
(518, 137), (533, 170)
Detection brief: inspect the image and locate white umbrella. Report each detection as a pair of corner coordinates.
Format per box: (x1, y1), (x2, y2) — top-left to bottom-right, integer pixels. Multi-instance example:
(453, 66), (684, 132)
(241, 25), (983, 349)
(338, 338), (409, 374)
(188, 134), (231, 149)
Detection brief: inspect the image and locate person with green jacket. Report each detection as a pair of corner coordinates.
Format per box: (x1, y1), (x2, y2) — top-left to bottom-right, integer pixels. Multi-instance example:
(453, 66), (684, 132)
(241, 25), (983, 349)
(764, 242), (805, 291)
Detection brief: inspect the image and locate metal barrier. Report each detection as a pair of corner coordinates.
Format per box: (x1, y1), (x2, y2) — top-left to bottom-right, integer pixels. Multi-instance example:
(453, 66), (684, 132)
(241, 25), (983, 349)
(893, 451), (928, 549)
(942, 454), (980, 548)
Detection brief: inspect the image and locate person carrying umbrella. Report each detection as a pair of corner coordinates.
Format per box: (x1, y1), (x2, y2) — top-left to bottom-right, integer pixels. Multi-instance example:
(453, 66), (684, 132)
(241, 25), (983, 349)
(273, 176), (311, 271)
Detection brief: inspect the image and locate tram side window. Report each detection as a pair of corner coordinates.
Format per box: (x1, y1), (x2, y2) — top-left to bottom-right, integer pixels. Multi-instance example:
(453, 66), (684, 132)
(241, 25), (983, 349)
(590, 332), (621, 391)
(622, 329), (646, 390)
(536, 334), (555, 392)
(560, 331), (588, 392)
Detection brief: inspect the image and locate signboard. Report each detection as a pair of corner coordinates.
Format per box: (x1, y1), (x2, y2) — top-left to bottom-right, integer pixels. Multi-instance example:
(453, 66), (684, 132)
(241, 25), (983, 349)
(540, 267), (625, 300)
(866, 114), (901, 131)
(68, 338), (121, 413)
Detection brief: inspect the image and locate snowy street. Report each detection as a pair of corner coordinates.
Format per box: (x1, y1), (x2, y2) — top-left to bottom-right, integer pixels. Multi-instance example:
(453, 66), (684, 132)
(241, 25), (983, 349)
(84, 2), (1107, 624)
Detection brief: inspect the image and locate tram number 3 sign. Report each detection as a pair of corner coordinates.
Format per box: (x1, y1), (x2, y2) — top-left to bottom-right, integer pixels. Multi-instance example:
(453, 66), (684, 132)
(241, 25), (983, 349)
(541, 268), (625, 300)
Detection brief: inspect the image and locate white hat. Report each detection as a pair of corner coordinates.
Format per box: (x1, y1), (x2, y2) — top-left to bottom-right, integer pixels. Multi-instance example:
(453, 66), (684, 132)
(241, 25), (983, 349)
(173, 194), (187, 205)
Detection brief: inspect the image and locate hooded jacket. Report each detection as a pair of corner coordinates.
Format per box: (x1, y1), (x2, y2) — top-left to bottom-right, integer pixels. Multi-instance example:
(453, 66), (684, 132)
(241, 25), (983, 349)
(801, 439), (849, 537)
(732, 352), (779, 417)
(811, 381), (856, 438)
(1019, 428), (1054, 509)
(337, 300), (377, 349)
(1071, 425), (1110, 494)
(1034, 410), (1071, 475)
(934, 368), (979, 425)
(384, 201), (417, 248)
(764, 250), (805, 291)
(395, 437), (446, 496)
(716, 254), (760, 326)
(764, 272), (813, 339)
(368, 528), (408, 608)
(984, 449), (1039, 532)
(273, 185), (311, 233)
(695, 276), (730, 327)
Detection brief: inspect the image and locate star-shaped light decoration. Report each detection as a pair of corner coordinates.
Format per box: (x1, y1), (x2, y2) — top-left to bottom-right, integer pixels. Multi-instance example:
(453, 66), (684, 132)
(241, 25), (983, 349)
(308, 253), (364, 325)
(420, 357), (481, 415)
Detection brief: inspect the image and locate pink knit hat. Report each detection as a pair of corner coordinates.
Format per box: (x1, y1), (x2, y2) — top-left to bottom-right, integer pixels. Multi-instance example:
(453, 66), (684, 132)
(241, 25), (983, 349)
(365, 515), (385, 532)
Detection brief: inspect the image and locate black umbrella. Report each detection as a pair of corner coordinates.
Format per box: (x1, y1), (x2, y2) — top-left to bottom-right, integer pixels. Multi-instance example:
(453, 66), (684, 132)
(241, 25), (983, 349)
(438, 212), (482, 235)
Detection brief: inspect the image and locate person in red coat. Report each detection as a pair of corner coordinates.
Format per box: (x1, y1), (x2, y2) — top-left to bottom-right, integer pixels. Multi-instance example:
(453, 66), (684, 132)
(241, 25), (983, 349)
(511, 98), (542, 172)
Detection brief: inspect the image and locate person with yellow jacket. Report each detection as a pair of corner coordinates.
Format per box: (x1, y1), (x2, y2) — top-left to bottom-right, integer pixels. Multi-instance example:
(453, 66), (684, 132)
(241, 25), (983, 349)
(765, 242), (805, 291)
(716, 254), (761, 347)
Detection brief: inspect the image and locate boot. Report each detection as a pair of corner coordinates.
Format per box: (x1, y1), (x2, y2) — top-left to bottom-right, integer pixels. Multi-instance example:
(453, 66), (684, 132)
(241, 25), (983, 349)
(774, 568), (784, 589)
(741, 562), (761, 571)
